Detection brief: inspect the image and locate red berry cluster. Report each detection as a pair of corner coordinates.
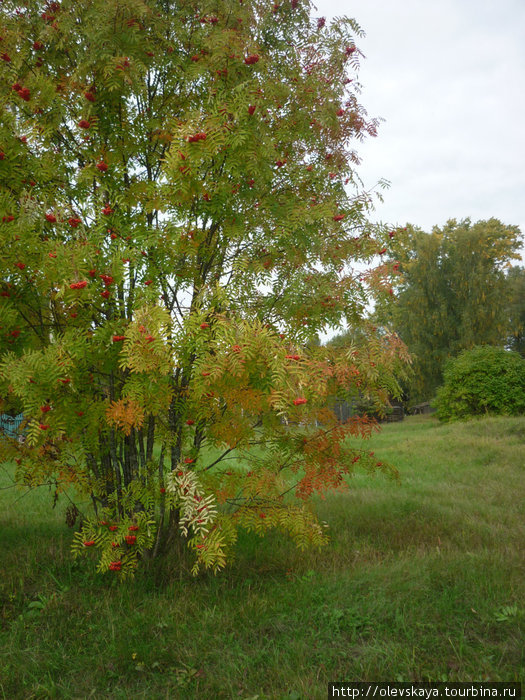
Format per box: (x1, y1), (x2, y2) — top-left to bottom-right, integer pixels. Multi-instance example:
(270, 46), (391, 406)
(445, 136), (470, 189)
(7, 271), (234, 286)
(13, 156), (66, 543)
(12, 83), (31, 101)
(187, 132), (206, 143)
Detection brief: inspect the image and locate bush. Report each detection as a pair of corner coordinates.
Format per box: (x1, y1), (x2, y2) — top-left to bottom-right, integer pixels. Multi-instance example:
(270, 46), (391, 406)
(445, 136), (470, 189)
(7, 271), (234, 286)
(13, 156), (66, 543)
(436, 346), (525, 421)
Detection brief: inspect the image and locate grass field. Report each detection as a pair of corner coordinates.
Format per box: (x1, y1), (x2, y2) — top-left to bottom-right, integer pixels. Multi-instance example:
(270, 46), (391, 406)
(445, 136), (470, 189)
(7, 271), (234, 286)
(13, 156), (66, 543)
(1, 414), (524, 699)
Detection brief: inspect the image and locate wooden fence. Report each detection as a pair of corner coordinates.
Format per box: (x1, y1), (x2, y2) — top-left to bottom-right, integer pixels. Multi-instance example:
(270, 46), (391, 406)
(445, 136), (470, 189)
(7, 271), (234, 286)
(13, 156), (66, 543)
(0, 413), (25, 440)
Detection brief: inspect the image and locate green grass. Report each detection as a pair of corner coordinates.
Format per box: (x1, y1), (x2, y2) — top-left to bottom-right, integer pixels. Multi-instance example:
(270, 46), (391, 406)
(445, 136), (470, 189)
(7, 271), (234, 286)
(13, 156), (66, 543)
(1, 415), (524, 699)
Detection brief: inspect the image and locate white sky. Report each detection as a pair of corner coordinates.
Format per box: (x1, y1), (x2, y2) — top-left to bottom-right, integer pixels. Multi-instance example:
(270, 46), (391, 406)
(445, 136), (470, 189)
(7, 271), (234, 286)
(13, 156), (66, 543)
(316, 0), (525, 262)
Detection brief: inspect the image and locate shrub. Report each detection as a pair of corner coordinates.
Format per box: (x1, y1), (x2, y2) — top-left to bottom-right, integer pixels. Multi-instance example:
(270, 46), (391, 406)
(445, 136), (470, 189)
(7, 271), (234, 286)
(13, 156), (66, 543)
(436, 346), (525, 421)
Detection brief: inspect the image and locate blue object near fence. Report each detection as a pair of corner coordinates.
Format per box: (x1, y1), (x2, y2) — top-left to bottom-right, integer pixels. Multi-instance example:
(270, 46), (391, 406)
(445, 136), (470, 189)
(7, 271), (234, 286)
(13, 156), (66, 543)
(0, 413), (25, 439)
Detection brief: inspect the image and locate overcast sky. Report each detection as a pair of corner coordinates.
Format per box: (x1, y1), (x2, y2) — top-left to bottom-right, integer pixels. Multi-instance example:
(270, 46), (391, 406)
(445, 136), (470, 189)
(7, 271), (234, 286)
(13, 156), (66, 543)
(317, 0), (525, 262)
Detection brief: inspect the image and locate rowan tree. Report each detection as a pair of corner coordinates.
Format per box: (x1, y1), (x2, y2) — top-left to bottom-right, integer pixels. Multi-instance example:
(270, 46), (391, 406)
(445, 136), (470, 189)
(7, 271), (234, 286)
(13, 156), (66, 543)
(376, 219), (522, 403)
(0, 0), (408, 576)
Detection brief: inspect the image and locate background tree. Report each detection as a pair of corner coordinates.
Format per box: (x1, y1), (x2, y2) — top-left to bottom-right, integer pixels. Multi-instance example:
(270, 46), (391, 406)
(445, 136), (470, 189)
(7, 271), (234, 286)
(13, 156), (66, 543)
(506, 265), (525, 357)
(376, 218), (522, 403)
(0, 0), (408, 576)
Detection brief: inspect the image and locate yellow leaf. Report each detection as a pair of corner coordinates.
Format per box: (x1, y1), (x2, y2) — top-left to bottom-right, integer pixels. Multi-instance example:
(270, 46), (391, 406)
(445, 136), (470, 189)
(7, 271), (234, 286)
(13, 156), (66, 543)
(105, 399), (145, 435)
